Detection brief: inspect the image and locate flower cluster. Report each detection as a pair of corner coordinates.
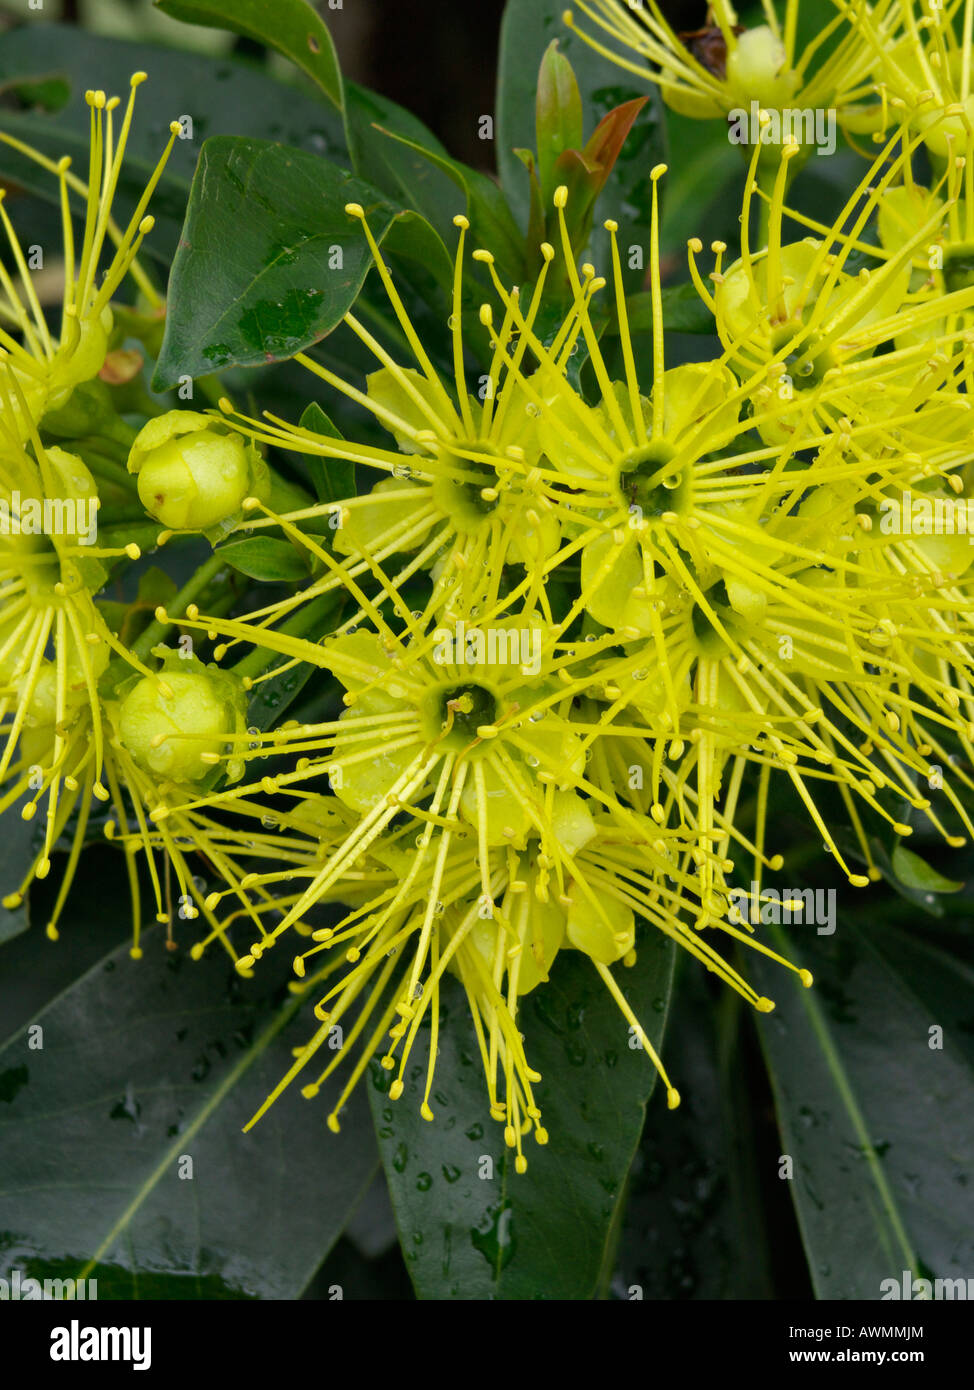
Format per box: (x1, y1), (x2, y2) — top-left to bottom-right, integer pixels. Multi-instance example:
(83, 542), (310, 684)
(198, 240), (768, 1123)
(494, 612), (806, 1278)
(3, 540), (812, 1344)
(6, 7), (974, 1169)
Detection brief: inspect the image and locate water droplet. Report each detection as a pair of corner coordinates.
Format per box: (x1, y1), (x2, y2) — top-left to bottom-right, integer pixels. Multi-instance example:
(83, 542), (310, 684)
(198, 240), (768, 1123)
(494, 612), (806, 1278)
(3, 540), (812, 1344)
(470, 1201), (516, 1269)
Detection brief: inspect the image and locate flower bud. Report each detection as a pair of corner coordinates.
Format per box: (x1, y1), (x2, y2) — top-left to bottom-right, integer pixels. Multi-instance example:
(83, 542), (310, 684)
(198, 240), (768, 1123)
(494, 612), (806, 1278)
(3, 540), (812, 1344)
(117, 652), (248, 784)
(127, 411), (266, 532)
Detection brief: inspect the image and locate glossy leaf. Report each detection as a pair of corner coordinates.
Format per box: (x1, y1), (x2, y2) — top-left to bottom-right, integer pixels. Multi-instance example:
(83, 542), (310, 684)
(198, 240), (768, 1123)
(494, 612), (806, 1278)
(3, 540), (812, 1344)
(343, 82), (459, 248)
(154, 137), (401, 386)
(754, 919), (974, 1298)
(155, 0), (343, 110)
(368, 127), (525, 280)
(370, 931), (674, 1299)
(0, 902), (377, 1298)
(615, 971), (789, 1299)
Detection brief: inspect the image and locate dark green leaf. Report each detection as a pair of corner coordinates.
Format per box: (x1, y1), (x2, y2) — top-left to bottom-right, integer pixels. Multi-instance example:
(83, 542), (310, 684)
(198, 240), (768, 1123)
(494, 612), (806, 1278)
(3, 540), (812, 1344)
(216, 536), (309, 581)
(343, 82), (458, 248)
(297, 402), (355, 505)
(154, 137), (400, 386)
(369, 126), (525, 280)
(0, 908), (377, 1298)
(615, 972), (780, 1299)
(370, 932), (674, 1299)
(754, 918), (974, 1298)
(155, 0), (343, 110)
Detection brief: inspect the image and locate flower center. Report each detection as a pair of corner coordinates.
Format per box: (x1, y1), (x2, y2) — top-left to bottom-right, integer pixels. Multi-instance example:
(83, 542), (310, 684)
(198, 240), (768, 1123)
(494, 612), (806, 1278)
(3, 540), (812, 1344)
(425, 682), (498, 752)
(771, 326), (836, 390)
(431, 446), (502, 530)
(615, 441), (690, 518)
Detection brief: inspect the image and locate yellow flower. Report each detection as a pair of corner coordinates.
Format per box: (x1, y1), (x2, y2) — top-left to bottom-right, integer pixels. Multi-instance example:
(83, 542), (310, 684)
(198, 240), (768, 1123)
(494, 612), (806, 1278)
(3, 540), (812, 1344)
(215, 204), (562, 605)
(0, 75), (178, 437)
(562, 0), (890, 130)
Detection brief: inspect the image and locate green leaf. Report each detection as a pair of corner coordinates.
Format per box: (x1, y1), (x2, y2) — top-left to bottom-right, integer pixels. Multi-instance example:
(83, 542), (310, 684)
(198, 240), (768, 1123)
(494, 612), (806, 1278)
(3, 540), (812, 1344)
(868, 836), (947, 918)
(370, 932), (674, 1299)
(297, 402), (355, 505)
(0, 900), (378, 1298)
(754, 918), (974, 1298)
(343, 82), (458, 247)
(155, 0), (344, 110)
(615, 971), (779, 1299)
(496, 0), (665, 290)
(891, 845), (964, 895)
(216, 536), (309, 582)
(0, 26), (346, 268)
(154, 137), (402, 386)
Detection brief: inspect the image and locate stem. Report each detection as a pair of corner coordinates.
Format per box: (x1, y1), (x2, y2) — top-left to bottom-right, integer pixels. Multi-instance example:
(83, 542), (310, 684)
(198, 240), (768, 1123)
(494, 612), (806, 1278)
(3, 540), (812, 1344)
(130, 552), (227, 661)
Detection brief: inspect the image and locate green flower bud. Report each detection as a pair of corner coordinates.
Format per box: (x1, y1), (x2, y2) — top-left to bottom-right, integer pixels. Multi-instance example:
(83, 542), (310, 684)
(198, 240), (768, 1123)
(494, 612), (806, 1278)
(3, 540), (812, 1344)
(116, 650), (248, 785)
(127, 411), (266, 532)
